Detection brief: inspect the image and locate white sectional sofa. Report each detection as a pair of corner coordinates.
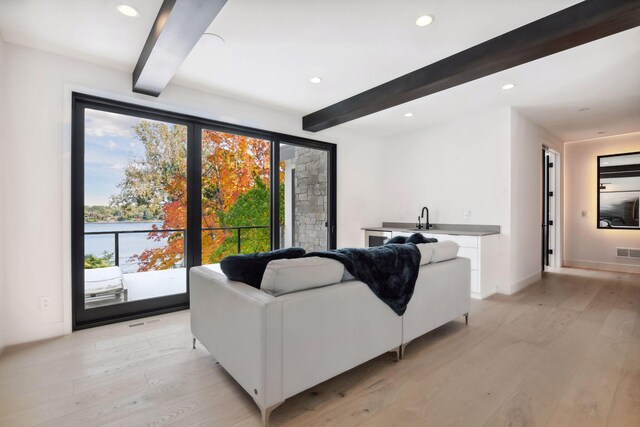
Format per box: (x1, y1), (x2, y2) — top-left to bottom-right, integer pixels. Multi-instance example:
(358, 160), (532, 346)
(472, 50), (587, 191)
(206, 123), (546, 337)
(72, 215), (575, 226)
(190, 253), (470, 425)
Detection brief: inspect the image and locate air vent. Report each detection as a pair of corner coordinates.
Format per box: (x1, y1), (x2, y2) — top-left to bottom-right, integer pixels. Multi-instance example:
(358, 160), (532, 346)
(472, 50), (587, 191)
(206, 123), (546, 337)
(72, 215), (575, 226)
(616, 248), (640, 258)
(617, 248), (630, 257)
(129, 322), (145, 328)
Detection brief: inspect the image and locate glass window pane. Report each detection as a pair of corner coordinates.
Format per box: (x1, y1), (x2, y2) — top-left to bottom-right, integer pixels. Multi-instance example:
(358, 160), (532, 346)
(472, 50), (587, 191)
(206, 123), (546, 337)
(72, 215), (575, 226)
(279, 143), (329, 252)
(201, 130), (272, 264)
(83, 109), (187, 308)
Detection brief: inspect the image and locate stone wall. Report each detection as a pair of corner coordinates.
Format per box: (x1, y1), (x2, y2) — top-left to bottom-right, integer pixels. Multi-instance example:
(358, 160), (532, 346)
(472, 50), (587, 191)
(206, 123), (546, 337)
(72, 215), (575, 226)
(293, 147), (328, 251)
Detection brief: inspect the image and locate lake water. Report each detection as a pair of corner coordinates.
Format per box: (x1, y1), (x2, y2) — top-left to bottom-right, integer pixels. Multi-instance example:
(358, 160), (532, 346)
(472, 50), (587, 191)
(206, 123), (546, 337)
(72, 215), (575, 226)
(85, 222), (182, 273)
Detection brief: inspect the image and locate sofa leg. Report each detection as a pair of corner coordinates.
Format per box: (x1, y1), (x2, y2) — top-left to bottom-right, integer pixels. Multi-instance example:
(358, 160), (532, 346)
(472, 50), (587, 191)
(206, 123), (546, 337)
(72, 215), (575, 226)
(261, 402), (283, 426)
(192, 337), (196, 350)
(464, 312), (469, 325)
(399, 340), (411, 360)
(392, 346), (401, 362)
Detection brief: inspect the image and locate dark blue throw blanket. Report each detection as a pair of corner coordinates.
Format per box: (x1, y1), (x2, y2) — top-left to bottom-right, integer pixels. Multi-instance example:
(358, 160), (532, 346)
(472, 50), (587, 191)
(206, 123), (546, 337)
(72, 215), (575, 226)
(306, 244), (421, 316)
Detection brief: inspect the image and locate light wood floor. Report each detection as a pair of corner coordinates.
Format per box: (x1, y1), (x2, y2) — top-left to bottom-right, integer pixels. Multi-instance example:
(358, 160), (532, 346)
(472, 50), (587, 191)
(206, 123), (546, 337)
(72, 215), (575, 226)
(1, 268), (639, 426)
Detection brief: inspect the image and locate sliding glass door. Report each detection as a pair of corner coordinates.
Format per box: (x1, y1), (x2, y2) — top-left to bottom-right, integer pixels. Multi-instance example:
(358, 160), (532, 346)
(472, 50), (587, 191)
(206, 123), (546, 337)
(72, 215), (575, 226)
(278, 142), (331, 252)
(200, 128), (272, 263)
(73, 99), (194, 328)
(72, 93), (336, 329)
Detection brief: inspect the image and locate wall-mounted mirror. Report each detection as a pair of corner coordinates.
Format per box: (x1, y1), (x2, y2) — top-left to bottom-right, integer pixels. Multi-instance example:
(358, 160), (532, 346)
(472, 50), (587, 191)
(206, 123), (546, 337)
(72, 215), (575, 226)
(598, 151), (640, 229)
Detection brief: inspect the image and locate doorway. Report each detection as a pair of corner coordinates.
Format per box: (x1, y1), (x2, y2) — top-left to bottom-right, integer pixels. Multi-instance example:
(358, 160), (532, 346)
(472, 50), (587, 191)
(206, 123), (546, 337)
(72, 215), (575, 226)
(542, 146), (560, 270)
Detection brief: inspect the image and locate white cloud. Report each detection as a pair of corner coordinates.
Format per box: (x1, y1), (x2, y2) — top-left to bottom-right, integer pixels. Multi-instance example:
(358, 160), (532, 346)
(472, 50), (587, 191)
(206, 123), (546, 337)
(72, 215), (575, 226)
(85, 109), (139, 138)
(84, 150), (125, 168)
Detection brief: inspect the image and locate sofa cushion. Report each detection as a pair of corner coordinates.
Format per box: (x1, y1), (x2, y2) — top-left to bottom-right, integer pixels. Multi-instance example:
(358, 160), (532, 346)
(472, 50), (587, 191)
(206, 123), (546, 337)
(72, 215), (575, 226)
(430, 240), (460, 263)
(260, 257), (345, 296)
(220, 247), (306, 289)
(341, 269), (357, 282)
(84, 266), (124, 295)
(385, 235), (407, 244)
(416, 244), (435, 265)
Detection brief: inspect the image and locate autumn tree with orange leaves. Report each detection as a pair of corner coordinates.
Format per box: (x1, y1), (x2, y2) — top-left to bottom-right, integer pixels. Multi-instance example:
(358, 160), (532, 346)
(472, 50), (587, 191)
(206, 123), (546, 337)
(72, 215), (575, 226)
(113, 121), (279, 271)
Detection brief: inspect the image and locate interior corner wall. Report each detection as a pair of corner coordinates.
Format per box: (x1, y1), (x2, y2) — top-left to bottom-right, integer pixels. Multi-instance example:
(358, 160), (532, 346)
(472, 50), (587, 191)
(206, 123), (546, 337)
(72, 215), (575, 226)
(508, 109), (564, 294)
(0, 34), (6, 354)
(564, 132), (640, 273)
(378, 108), (565, 296)
(379, 108), (513, 293)
(2, 42), (387, 346)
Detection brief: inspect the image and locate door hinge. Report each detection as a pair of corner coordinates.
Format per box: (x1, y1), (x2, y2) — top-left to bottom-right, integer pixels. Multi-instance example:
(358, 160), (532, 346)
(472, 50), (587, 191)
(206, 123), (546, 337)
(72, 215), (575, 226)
(548, 191), (554, 197)
(548, 249), (554, 254)
(548, 220), (554, 226)
(548, 162), (554, 168)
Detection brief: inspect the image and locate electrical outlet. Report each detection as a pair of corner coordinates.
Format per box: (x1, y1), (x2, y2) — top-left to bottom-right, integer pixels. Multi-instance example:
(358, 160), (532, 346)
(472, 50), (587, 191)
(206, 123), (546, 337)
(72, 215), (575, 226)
(581, 210), (589, 217)
(40, 296), (50, 310)
(463, 209), (471, 220)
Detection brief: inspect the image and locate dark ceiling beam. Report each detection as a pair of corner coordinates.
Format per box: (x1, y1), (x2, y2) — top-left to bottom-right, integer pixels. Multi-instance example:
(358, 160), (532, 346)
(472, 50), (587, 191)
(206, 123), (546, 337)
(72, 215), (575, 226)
(133, 0), (228, 96)
(302, 0), (640, 132)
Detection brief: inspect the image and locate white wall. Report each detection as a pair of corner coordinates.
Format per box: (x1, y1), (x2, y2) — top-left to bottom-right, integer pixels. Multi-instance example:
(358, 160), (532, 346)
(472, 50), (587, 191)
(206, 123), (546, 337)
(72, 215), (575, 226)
(0, 34), (6, 354)
(379, 108), (512, 292)
(1, 42), (387, 346)
(379, 108), (512, 227)
(377, 108), (563, 295)
(564, 132), (640, 273)
(509, 110), (563, 293)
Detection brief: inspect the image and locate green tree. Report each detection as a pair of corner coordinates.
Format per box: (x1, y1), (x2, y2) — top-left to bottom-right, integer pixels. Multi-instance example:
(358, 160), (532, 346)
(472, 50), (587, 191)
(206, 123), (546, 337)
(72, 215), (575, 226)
(84, 251), (114, 269)
(110, 121), (187, 219)
(112, 122), (278, 271)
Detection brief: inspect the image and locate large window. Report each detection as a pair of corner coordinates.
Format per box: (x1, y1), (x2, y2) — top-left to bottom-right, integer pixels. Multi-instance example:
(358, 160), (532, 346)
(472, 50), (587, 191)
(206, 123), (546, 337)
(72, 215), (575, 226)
(72, 94), (336, 329)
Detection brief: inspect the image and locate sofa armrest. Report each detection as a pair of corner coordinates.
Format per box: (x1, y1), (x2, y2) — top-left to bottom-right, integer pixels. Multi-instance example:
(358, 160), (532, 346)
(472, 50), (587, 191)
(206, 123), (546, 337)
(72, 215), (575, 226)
(189, 266), (283, 409)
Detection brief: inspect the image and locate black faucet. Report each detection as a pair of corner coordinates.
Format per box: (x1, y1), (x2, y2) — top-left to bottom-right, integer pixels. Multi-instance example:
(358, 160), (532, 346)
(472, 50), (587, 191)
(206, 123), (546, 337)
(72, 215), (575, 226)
(421, 206), (432, 229)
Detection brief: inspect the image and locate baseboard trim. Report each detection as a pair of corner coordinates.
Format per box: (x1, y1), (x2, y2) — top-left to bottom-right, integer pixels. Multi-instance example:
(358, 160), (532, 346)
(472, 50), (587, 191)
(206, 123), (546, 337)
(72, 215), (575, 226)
(5, 321), (67, 347)
(564, 259), (640, 274)
(507, 271), (542, 295)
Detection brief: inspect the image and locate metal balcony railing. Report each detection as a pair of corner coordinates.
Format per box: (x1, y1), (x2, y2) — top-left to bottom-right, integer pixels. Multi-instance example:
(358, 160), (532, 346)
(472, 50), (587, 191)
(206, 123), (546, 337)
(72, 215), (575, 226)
(85, 225), (270, 266)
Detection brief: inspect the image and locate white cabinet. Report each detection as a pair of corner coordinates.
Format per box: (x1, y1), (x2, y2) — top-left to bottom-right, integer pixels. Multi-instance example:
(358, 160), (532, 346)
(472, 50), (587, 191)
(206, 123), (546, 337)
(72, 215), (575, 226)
(458, 247), (478, 269)
(391, 230), (499, 299)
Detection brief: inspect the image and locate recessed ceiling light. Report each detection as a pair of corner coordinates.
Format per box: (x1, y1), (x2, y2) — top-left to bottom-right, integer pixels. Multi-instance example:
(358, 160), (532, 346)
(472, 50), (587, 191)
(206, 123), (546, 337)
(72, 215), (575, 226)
(501, 83), (516, 90)
(116, 3), (140, 17)
(404, 112), (413, 117)
(309, 77), (323, 84)
(416, 15), (434, 27)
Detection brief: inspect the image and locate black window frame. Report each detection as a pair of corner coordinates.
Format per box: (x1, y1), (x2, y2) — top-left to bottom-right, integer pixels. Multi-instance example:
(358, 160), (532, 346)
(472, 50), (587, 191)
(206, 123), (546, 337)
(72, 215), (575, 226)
(72, 92), (337, 330)
(596, 150), (640, 231)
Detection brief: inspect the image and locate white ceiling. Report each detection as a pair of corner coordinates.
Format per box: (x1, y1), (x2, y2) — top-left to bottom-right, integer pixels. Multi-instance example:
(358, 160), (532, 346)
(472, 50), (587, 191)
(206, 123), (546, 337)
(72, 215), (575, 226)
(0, 0), (639, 141)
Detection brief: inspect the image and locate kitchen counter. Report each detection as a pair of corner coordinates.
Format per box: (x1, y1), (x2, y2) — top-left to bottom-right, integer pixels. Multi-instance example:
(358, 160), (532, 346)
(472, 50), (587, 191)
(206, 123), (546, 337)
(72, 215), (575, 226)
(362, 222), (501, 300)
(362, 222), (500, 236)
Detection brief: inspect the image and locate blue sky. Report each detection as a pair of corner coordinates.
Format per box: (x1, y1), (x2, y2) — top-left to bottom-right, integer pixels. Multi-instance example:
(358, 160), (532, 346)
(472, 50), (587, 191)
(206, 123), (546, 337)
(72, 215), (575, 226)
(84, 109), (146, 206)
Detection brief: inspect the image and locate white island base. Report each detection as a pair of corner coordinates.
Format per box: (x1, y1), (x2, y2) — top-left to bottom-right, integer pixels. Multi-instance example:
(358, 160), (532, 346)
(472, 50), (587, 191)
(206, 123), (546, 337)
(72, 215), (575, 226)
(388, 231), (502, 299)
